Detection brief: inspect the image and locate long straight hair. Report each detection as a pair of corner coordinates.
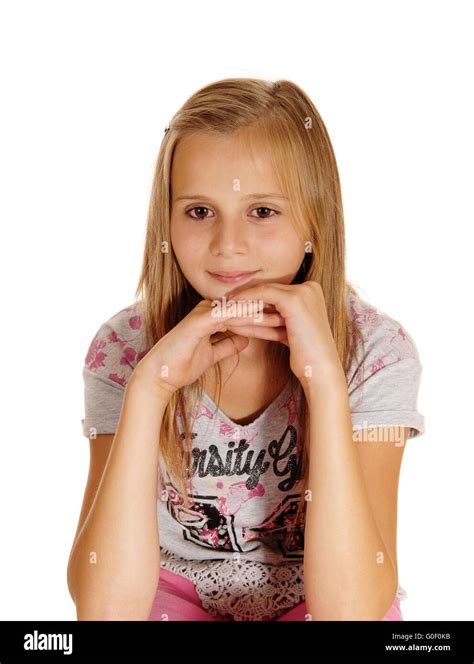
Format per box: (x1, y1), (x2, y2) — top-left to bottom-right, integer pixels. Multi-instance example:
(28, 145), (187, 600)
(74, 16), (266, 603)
(134, 78), (365, 548)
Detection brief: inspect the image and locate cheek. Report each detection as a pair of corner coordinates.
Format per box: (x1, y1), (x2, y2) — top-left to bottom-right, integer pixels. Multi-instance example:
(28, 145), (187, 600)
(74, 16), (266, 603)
(265, 231), (303, 263)
(171, 222), (204, 265)
(170, 224), (188, 271)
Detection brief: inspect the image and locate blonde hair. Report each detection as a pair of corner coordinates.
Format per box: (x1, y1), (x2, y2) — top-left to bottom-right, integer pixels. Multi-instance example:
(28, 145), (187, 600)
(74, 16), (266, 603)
(134, 77), (365, 549)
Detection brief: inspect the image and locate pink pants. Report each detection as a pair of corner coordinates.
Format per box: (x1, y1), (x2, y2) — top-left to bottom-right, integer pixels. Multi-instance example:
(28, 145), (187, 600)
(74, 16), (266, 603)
(148, 567), (402, 621)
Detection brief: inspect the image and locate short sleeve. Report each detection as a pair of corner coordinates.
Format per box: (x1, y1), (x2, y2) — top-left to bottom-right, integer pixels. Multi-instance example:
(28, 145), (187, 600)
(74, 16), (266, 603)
(347, 295), (425, 440)
(81, 302), (147, 439)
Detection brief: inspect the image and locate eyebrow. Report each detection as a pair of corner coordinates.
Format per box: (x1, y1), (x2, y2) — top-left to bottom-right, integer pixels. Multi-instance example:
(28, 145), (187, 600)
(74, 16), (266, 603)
(173, 193), (288, 202)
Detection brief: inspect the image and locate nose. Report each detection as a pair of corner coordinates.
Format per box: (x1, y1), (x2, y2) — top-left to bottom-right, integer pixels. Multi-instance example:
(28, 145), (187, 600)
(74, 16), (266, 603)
(209, 215), (247, 257)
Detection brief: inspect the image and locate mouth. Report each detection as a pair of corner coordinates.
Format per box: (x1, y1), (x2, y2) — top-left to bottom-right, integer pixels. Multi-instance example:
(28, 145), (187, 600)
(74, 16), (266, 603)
(207, 270), (259, 284)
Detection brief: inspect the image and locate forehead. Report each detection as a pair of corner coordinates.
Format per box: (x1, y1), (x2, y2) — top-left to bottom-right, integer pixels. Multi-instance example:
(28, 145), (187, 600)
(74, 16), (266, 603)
(170, 131), (281, 194)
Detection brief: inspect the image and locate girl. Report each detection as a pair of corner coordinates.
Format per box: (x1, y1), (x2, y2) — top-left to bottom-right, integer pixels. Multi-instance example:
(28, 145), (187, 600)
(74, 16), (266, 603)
(68, 78), (425, 621)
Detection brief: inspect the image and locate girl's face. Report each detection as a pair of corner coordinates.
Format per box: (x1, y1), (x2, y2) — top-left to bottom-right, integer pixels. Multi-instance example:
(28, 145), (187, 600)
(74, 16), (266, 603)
(170, 131), (306, 302)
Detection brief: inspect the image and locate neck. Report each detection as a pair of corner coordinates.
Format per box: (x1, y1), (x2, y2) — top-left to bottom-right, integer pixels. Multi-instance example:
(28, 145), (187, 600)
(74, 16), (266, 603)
(219, 336), (286, 376)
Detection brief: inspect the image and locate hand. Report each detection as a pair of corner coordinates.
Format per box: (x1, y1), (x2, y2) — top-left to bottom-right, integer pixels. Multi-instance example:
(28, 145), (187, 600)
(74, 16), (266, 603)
(223, 281), (345, 389)
(131, 298), (284, 399)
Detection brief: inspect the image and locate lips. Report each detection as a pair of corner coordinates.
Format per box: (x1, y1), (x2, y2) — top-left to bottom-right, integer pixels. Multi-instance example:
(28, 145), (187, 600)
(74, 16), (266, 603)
(210, 271), (257, 277)
(208, 270), (259, 284)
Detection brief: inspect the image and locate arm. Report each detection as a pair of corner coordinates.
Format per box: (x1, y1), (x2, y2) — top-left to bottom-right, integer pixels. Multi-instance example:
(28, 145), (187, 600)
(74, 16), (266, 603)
(214, 280), (416, 620)
(303, 366), (399, 621)
(67, 372), (170, 620)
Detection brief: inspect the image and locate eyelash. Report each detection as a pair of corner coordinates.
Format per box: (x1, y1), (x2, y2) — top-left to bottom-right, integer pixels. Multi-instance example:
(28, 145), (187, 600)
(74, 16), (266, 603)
(185, 206), (279, 221)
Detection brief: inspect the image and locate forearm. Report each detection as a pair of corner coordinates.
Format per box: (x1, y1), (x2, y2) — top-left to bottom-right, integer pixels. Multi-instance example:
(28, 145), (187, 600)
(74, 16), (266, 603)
(303, 368), (397, 620)
(68, 374), (168, 620)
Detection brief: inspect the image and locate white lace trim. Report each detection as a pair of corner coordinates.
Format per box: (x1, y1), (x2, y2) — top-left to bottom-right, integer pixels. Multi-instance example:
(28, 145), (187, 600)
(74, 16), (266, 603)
(160, 549), (407, 621)
(160, 549), (305, 621)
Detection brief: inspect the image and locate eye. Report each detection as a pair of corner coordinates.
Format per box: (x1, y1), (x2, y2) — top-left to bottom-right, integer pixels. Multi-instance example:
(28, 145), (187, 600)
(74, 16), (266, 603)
(186, 206), (213, 220)
(185, 206), (279, 221)
(250, 207), (279, 220)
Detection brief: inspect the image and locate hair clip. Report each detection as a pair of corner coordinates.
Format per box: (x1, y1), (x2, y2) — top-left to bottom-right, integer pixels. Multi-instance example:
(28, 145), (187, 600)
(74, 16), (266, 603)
(164, 125), (170, 134)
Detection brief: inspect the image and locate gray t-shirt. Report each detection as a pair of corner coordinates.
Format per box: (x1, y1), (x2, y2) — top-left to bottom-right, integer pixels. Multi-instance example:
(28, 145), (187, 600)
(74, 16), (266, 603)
(81, 289), (425, 620)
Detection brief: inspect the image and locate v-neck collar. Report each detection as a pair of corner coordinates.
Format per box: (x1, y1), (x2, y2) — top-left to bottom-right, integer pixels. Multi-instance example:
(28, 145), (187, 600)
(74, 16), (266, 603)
(201, 375), (295, 429)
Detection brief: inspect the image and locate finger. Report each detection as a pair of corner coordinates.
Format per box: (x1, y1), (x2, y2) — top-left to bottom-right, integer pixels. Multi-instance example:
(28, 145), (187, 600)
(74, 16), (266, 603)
(196, 300), (263, 337)
(225, 323), (288, 343)
(222, 311), (285, 327)
(215, 324), (289, 348)
(226, 283), (288, 311)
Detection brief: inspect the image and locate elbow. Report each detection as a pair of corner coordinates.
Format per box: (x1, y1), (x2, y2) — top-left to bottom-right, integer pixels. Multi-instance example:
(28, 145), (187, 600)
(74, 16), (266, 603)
(66, 558), (78, 606)
(73, 589), (153, 620)
(306, 567), (398, 621)
(376, 566), (399, 621)
(72, 586), (154, 621)
(76, 606), (151, 621)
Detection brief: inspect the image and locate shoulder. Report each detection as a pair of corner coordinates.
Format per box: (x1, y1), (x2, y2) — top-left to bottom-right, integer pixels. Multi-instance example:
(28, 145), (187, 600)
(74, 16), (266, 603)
(345, 288), (425, 439)
(83, 300), (148, 389)
(346, 289), (422, 389)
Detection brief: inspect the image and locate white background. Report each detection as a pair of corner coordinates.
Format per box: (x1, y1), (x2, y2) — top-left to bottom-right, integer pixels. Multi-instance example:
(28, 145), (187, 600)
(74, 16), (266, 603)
(0, 0), (472, 621)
